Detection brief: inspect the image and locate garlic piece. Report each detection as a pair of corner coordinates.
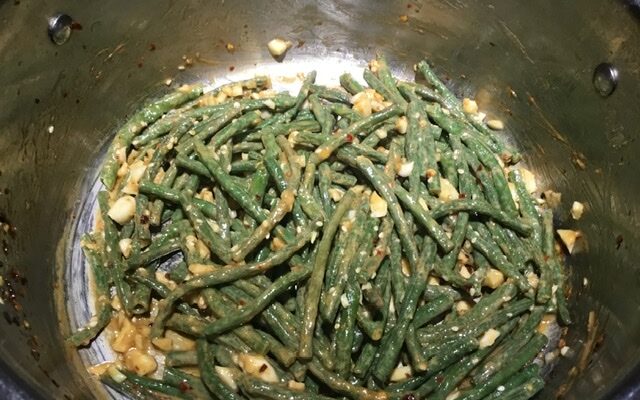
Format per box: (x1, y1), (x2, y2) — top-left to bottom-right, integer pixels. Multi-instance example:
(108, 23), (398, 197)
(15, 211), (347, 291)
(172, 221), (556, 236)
(118, 238), (133, 259)
(352, 92), (372, 117)
(236, 353), (278, 383)
(108, 365), (127, 383)
(397, 160), (414, 177)
(486, 119), (504, 130)
(188, 263), (217, 275)
(124, 348), (157, 376)
(151, 337), (173, 352)
(390, 364), (413, 382)
(438, 178), (459, 202)
(458, 265), (471, 279)
(108, 195), (137, 225)
(328, 187), (344, 202)
(395, 116), (408, 134)
(483, 268), (505, 289)
(519, 168), (537, 193)
(570, 201), (585, 220)
(557, 229), (582, 254)
(543, 190), (562, 209)
(370, 191), (388, 218)
(455, 300), (471, 315)
(267, 38), (292, 58)
(479, 328), (501, 349)
(462, 98), (478, 114)
(526, 272), (540, 289)
(288, 380), (305, 391)
(215, 366), (239, 391)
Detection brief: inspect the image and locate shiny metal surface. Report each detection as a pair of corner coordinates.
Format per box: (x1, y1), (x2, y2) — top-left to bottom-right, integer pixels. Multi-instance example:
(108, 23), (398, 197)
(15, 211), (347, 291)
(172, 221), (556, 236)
(1, 0), (640, 399)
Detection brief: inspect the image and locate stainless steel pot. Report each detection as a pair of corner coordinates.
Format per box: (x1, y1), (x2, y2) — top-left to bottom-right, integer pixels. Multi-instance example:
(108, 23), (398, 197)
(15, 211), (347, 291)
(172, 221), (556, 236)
(1, 0), (639, 398)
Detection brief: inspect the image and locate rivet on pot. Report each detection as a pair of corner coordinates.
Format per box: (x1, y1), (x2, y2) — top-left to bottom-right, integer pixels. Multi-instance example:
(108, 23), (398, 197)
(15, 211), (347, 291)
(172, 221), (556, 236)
(47, 13), (73, 45)
(593, 62), (619, 97)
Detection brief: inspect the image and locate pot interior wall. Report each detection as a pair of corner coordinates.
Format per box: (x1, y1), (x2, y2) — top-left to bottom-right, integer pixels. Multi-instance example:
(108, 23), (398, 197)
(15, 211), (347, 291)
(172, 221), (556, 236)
(0, 0), (639, 399)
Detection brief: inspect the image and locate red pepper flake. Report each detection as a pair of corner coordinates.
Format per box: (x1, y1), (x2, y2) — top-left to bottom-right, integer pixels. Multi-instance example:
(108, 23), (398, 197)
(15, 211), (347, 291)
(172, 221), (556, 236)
(345, 134), (354, 143)
(435, 374), (444, 384)
(458, 193), (466, 199)
(259, 364), (268, 373)
(70, 21), (83, 31)
(148, 43), (157, 51)
(179, 380), (191, 393)
(402, 395), (415, 400)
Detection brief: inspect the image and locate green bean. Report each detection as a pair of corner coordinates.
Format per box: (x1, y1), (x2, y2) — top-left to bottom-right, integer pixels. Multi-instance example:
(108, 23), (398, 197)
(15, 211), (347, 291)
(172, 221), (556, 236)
(151, 222), (317, 338)
(309, 94), (336, 136)
(240, 375), (333, 400)
(335, 279), (361, 378)
(132, 106), (220, 148)
(312, 105), (403, 164)
(212, 187), (232, 248)
(163, 367), (213, 399)
(320, 197), (369, 322)
(466, 228), (529, 291)
(308, 360), (388, 400)
(103, 369), (191, 399)
(299, 187), (360, 359)
(413, 295), (454, 328)
(457, 333), (547, 400)
(231, 189), (295, 262)
(202, 288), (271, 355)
(203, 265), (311, 337)
(392, 185), (453, 251)
(165, 350), (198, 367)
(174, 106), (242, 154)
(339, 73), (365, 95)
(508, 169), (542, 243)
(67, 237), (112, 346)
(430, 198), (532, 237)
(318, 163), (334, 216)
(101, 84), (203, 189)
(363, 69), (407, 108)
(195, 141), (268, 222)
(371, 272), (426, 383)
(481, 364), (541, 400)
(197, 340), (244, 400)
(472, 307), (545, 385)
(429, 318), (519, 400)
(311, 84), (352, 104)
(354, 156), (419, 269)
(284, 70), (317, 121)
(460, 132), (517, 215)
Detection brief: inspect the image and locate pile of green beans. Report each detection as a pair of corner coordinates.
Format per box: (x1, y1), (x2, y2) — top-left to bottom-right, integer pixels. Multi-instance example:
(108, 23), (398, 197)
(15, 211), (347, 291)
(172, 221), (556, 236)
(69, 55), (570, 400)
